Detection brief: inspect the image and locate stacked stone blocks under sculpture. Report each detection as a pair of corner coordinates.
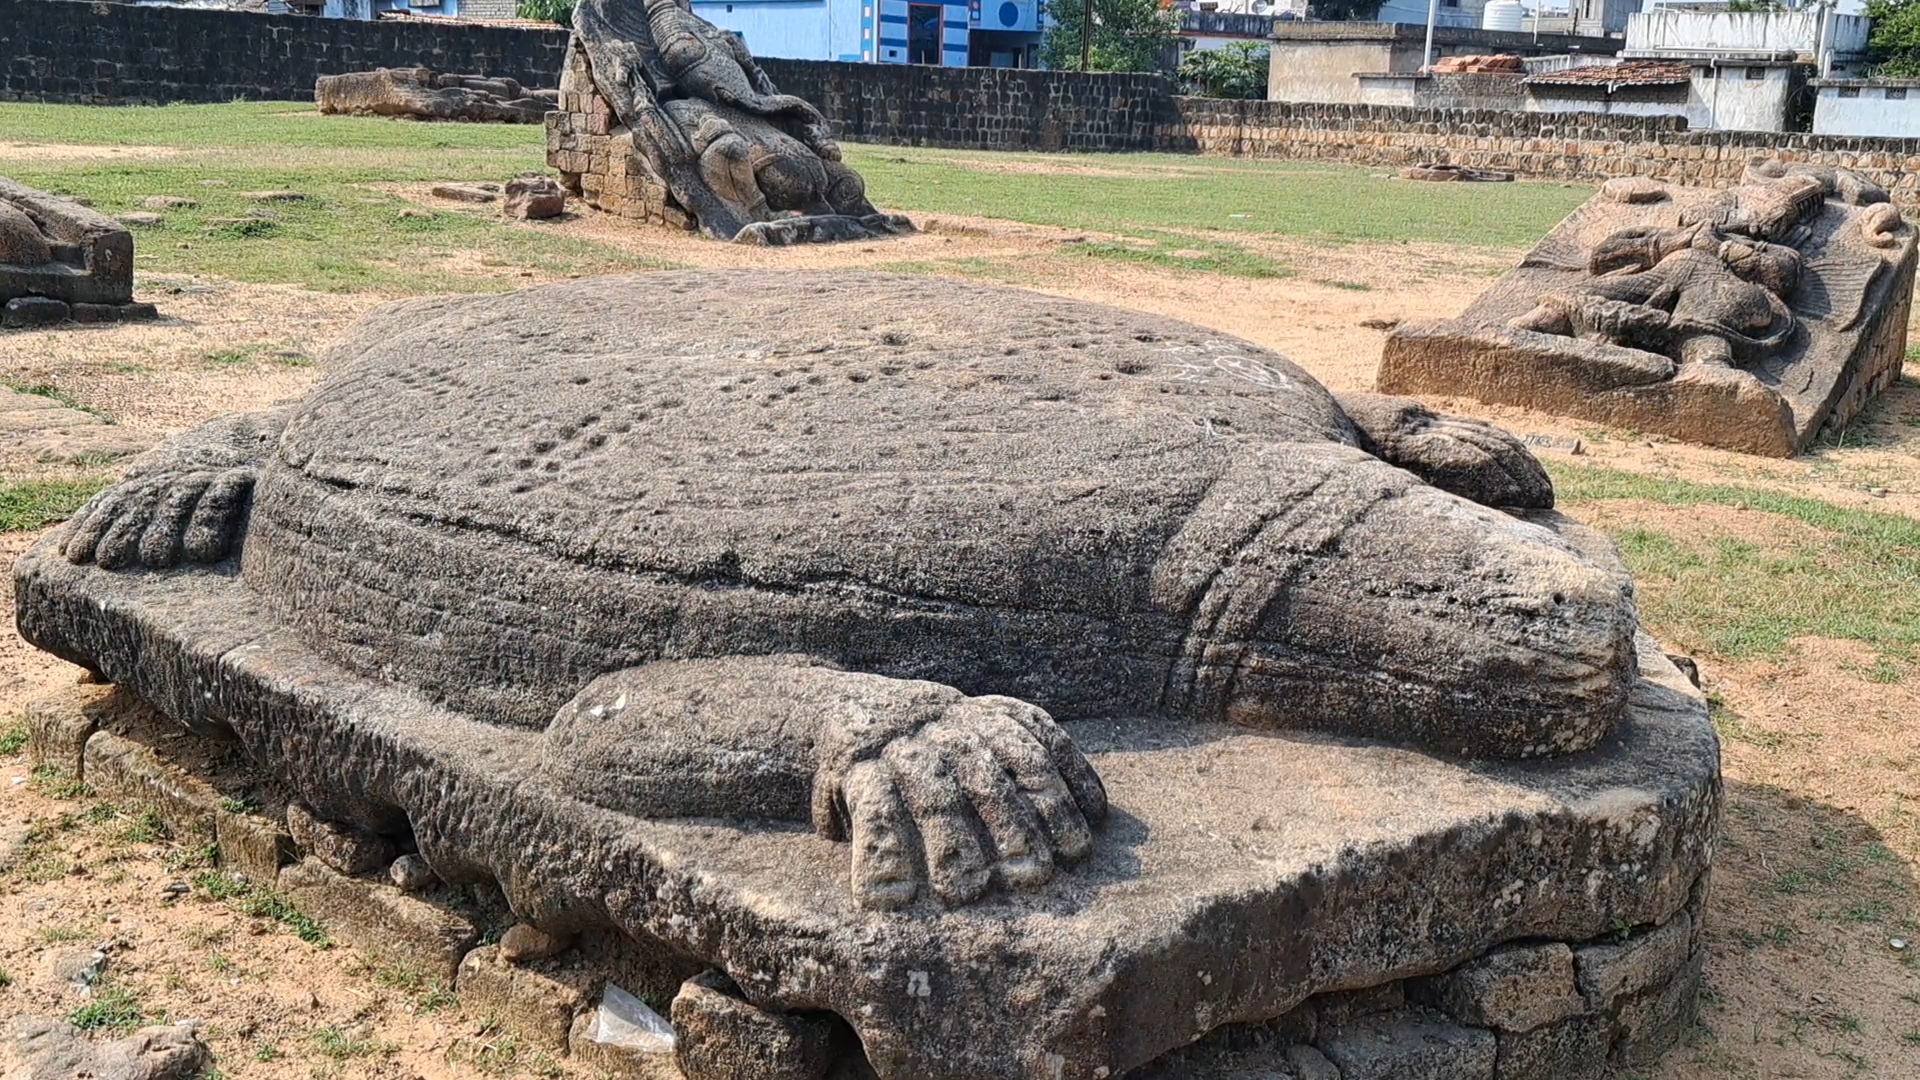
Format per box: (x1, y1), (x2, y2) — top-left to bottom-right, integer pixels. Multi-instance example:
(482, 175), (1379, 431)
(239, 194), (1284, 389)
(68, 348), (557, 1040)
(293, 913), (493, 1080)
(22, 676), (1723, 1079)
(548, 40), (690, 230)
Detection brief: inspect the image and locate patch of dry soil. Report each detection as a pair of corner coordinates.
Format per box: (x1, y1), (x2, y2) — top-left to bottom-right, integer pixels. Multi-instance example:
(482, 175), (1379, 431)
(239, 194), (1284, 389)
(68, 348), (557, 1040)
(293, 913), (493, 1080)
(0, 275), (374, 473)
(0, 143), (183, 163)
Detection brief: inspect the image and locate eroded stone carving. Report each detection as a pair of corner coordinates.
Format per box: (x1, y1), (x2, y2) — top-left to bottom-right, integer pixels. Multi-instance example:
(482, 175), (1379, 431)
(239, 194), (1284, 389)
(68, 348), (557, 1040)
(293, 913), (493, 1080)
(14, 272), (1718, 1080)
(552, 0), (911, 243)
(315, 68), (558, 124)
(0, 177), (155, 328)
(1380, 162), (1917, 456)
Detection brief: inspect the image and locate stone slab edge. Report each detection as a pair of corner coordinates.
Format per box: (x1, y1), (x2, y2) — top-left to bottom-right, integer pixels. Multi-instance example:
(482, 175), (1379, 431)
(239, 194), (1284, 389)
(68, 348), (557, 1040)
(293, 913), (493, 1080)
(13, 551), (1721, 1080)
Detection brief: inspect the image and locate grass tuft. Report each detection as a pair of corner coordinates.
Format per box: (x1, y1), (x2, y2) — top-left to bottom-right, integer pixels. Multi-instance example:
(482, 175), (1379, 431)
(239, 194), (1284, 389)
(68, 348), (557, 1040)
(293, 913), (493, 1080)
(191, 869), (329, 945)
(67, 982), (149, 1032)
(0, 478), (108, 533)
(1552, 463), (1920, 664)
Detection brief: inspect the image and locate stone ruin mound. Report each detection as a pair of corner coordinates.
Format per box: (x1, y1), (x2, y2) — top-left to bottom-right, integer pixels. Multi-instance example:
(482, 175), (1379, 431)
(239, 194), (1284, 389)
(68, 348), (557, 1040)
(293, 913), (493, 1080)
(316, 67), (559, 124)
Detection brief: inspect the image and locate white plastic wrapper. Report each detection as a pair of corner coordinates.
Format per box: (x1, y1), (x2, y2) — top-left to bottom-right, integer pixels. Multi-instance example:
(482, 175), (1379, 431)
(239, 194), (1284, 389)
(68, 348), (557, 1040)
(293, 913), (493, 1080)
(590, 981), (677, 1054)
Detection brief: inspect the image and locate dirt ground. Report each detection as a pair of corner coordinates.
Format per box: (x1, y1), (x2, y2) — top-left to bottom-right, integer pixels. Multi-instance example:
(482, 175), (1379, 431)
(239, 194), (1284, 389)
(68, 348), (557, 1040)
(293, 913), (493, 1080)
(4, 195), (1920, 1078)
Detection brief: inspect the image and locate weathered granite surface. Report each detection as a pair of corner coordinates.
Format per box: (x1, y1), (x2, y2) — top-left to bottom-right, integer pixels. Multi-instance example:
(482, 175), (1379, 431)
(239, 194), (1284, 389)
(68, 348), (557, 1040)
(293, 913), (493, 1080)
(14, 271), (1719, 1080)
(1379, 164), (1917, 456)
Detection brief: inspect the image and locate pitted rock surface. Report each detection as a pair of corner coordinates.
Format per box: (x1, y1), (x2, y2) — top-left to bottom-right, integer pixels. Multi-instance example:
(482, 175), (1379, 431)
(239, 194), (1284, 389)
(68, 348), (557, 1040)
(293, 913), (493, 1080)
(242, 271), (1633, 759)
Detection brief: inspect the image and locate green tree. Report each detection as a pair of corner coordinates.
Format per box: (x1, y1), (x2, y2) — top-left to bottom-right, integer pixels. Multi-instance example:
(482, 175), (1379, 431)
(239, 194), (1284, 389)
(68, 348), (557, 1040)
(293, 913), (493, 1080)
(1869, 0), (1920, 76)
(1309, 0), (1382, 19)
(1177, 41), (1269, 98)
(516, 0), (575, 26)
(1041, 0), (1179, 73)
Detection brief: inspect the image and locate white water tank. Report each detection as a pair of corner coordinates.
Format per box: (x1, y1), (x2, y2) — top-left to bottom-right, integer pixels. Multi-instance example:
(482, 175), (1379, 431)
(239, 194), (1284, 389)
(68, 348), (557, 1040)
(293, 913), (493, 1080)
(1483, 0), (1527, 31)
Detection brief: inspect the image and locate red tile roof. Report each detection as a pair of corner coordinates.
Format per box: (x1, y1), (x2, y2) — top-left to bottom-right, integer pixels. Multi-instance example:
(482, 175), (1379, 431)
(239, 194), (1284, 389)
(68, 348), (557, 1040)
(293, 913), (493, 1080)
(1524, 60), (1692, 88)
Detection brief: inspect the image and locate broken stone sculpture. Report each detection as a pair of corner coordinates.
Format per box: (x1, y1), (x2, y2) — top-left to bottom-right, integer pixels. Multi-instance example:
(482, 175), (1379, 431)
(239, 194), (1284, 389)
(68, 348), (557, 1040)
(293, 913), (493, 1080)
(14, 271), (1719, 1079)
(1380, 162), (1917, 455)
(550, 0), (911, 243)
(0, 177), (157, 328)
(1401, 163), (1514, 183)
(315, 68), (559, 124)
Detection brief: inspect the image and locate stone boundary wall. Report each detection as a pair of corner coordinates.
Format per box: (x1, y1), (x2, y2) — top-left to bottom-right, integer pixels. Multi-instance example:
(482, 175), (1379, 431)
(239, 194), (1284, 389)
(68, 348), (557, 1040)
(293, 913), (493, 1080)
(0, 0), (567, 104)
(13, 1), (1920, 202)
(1176, 98), (1920, 204)
(757, 59), (1189, 153)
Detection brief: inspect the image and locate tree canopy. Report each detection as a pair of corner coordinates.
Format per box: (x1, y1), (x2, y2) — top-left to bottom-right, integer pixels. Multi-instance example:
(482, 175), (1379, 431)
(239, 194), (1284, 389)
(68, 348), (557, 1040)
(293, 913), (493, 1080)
(1177, 41), (1269, 98)
(1869, 0), (1920, 76)
(1040, 0), (1180, 73)
(517, 0), (575, 26)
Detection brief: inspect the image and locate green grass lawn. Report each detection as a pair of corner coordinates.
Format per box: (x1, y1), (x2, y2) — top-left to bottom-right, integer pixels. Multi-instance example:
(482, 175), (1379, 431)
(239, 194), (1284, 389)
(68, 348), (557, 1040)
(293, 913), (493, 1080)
(0, 101), (1589, 294)
(0, 102), (666, 292)
(1551, 463), (1920, 671)
(848, 148), (1591, 248)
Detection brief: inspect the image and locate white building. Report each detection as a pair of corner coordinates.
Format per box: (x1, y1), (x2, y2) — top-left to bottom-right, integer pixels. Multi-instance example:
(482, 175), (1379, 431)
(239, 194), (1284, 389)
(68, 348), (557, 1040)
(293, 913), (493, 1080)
(1625, 3), (1870, 76)
(1813, 79), (1920, 136)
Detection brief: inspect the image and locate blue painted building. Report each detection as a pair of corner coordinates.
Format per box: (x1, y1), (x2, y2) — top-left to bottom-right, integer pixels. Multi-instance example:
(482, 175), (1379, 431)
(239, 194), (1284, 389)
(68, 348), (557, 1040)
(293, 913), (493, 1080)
(322, 0), (469, 18)
(316, 0), (1041, 67)
(695, 0), (1043, 67)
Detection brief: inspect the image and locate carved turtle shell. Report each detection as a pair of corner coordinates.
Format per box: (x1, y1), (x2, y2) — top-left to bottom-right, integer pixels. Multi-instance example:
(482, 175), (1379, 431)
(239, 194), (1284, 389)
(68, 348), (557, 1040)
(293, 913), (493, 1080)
(240, 271), (1632, 756)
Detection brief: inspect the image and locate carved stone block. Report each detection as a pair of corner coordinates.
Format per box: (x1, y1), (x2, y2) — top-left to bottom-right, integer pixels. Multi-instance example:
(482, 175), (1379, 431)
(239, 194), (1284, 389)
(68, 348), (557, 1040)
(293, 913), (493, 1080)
(315, 68), (554, 124)
(1380, 164), (1917, 455)
(12, 271), (1721, 1080)
(0, 177), (134, 310)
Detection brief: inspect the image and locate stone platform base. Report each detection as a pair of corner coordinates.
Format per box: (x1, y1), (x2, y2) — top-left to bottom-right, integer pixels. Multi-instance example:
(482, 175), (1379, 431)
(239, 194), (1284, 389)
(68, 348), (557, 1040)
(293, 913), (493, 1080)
(1381, 322), (1804, 457)
(2, 296), (158, 330)
(25, 677), (1713, 1080)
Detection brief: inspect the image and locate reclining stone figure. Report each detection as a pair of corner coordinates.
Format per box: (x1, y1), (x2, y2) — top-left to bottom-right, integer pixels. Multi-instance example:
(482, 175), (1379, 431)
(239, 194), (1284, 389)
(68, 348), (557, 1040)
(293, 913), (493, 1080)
(1510, 170), (1883, 371)
(19, 272), (1639, 917)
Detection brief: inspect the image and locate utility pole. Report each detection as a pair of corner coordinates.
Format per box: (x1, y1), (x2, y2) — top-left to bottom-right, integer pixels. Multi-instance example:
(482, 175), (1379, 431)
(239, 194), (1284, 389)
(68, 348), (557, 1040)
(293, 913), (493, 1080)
(1422, 0), (1440, 69)
(1082, 0), (1094, 69)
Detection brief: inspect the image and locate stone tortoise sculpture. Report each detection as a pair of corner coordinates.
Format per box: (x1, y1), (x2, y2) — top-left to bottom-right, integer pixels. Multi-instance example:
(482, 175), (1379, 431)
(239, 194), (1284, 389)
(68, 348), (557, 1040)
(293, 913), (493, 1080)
(15, 271), (1641, 914)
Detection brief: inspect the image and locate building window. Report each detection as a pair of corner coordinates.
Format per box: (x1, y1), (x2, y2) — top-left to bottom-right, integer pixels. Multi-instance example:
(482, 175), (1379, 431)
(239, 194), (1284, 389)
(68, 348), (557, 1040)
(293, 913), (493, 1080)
(1890, 87), (1909, 99)
(1744, 66), (1764, 80)
(1839, 86), (1861, 98)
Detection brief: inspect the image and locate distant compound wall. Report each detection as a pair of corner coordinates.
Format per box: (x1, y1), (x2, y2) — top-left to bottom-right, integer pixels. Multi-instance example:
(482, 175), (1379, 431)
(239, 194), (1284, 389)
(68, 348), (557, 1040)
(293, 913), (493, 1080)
(758, 59), (1185, 152)
(0, 0), (567, 104)
(13, 0), (1920, 206)
(1173, 99), (1920, 205)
